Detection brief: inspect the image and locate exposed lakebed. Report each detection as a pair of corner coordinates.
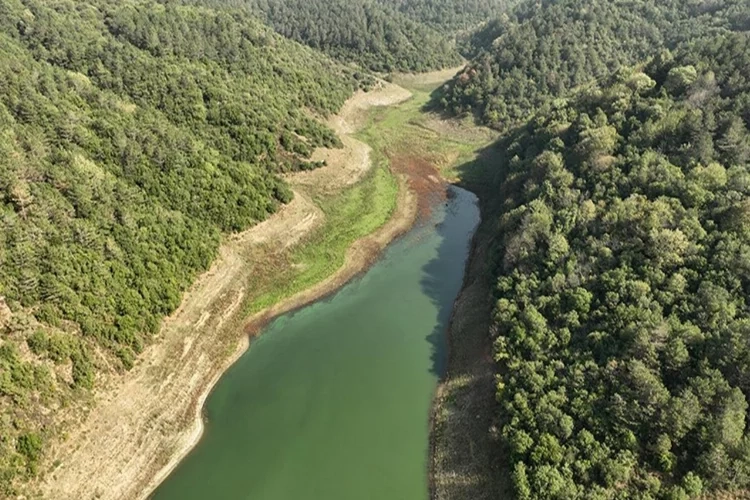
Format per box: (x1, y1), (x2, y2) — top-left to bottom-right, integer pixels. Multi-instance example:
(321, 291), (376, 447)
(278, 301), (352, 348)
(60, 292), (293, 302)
(152, 186), (479, 500)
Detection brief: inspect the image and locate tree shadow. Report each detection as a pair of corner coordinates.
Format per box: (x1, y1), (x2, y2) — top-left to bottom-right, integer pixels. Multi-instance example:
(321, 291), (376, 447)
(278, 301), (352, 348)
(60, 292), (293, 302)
(419, 185), (479, 378)
(418, 68), (519, 130)
(420, 129), (524, 378)
(419, 78), (483, 124)
(418, 134), (520, 378)
(417, 135), (522, 500)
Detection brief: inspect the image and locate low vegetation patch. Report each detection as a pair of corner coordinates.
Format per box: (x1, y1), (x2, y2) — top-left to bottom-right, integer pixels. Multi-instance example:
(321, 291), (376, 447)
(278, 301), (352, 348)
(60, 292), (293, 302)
(246, 163), (399, 316)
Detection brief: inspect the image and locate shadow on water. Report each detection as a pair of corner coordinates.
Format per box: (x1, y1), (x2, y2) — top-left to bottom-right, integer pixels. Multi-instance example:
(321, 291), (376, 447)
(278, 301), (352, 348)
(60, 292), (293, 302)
(419, 136), (520, 500)
(420, 186), (478, 378)
(419, 133), (516, 379)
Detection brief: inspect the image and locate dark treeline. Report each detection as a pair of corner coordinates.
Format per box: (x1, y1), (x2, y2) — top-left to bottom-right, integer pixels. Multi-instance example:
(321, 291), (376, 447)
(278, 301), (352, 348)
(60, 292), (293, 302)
(198, 0), (465, 72)
(251, 0), (460, 72)
(375, 0), (511, 31)
(487, 31), (750, 498)
(4, 0), (750, 497)
(0, 0), (368, 487)
(437, 0), (749, 130)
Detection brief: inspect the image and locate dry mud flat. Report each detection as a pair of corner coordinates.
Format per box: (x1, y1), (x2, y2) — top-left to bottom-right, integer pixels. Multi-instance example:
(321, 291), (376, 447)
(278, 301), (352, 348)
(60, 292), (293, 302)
(32, 81), (415, 500)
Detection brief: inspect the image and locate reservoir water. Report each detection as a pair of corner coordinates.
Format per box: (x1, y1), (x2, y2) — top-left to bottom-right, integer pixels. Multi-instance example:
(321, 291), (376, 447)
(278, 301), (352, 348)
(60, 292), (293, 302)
(152, 186), (480, 500)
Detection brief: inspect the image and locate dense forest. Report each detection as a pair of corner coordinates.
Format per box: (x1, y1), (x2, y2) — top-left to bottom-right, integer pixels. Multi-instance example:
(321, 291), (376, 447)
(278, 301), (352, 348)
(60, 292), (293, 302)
(0, 0), (369, 488)
(204, 0), (516, 72)
(437, 0), (750, 129)
(488, 31), (750, 498)
(249, 0), (460, 72)
(199, 0), (466, 72)
(376, 0), (511, 31)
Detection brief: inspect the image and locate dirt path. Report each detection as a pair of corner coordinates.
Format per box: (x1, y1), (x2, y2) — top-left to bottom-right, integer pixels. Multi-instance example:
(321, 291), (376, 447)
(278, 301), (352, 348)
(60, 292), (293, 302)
(32, 81), (413, 500)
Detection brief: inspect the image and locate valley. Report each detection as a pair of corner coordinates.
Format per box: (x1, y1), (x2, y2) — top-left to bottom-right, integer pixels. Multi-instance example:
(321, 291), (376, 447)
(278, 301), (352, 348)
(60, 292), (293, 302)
(3, 1), (750, 499)
(25, 70), (499, 499)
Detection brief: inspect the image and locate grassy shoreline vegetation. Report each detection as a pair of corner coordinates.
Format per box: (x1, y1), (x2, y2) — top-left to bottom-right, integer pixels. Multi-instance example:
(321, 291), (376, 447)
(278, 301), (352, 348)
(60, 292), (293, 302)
(142, 89), (409, 500)
(6, 0), (750, 498)
(0, 0), (477, 493)
(5, 63), (482, 496)
(26, 77), (417, 499)
(365, 73), (511, 500)
(243, 75), (496, 322)
(244, 159), (399, 317)
(362, 79), (494, 174)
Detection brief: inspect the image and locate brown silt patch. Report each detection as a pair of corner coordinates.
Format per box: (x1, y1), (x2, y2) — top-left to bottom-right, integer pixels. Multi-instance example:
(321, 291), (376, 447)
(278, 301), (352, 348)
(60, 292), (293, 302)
(391, 154), (447, 223)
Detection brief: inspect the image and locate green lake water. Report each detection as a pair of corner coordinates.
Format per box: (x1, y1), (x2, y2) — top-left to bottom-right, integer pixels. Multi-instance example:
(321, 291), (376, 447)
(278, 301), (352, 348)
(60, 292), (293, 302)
(152, 186), (479, 500)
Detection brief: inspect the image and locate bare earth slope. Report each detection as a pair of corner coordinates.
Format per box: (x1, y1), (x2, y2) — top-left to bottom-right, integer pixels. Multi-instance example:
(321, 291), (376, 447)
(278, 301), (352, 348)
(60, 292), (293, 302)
(32, 81), (412, 500)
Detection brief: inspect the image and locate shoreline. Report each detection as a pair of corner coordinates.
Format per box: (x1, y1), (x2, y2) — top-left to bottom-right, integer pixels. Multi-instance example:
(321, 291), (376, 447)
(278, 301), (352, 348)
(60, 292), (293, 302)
(427, 195), (482, 498)
(29, 68), (470, 500)
(145, 71), (473, 498)
(140, 173), (419, 499)
(31, 80), (417, 500)
(427, 183), (508, 499)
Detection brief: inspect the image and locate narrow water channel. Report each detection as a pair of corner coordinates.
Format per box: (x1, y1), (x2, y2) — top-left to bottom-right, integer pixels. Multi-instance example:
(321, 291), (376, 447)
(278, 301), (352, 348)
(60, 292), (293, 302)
(152, 186), (480, 500)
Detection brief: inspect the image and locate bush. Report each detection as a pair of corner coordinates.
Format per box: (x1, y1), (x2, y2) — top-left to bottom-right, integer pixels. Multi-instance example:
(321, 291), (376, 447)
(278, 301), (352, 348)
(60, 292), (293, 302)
(16, 433), (43, 473)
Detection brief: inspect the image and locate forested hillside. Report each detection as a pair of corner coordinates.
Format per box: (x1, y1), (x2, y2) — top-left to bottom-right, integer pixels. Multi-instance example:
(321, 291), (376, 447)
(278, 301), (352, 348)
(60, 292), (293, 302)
(376, 0), (510, 31)
(0, 0), (367, 489)
(437, 0), (749, 129)
(202, 0), (463, 72)
(488, 31), (750, 498)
